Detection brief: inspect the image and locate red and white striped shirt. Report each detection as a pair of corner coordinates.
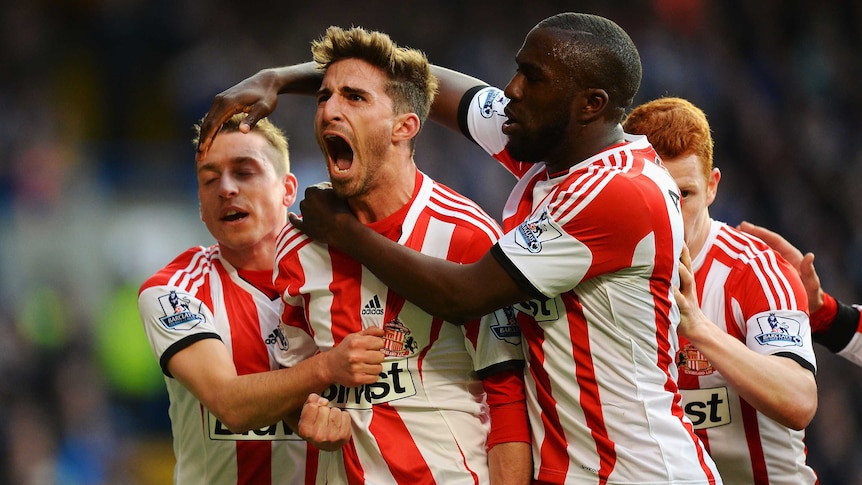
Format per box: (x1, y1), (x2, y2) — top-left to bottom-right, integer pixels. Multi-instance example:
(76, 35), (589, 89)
(463, 86), (721, 484)
(273, 170), (526, 484)
(138, 245), (312, 485)
(679, 220), (817, 484)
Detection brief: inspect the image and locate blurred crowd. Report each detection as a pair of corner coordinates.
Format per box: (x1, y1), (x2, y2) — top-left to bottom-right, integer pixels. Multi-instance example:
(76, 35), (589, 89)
(1, 0), (861, 483)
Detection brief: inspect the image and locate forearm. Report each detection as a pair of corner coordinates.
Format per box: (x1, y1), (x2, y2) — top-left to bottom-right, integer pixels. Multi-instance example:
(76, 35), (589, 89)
(331, 217), (509, 322)
(211, 352), (333, 433)
(489, 442), (532, 485)
(267, 61), (323, 96)
(683, 317), (817, 430)
(428, 65), (487, 131)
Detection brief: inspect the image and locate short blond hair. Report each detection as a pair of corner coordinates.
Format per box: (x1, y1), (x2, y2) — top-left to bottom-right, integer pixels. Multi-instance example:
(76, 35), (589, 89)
(193, 114), (290, 175)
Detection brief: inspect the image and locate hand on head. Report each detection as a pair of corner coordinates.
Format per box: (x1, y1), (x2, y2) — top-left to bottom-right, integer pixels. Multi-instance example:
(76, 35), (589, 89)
(196, 69), (281, 159)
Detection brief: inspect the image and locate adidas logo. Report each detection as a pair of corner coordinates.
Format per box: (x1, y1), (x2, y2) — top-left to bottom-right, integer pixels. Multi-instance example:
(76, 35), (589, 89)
(361, 295), (384, 315)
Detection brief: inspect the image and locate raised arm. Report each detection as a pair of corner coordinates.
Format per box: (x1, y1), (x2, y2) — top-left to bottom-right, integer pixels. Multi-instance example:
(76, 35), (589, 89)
(196, 62), (322, 158)
(428, 66), (488, 133)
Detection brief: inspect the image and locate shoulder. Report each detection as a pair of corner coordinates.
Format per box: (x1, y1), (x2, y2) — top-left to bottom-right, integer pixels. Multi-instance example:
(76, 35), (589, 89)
(275, 221), (315, 259)
(429, 180), (500, 226)
(139, 245), (214, 294)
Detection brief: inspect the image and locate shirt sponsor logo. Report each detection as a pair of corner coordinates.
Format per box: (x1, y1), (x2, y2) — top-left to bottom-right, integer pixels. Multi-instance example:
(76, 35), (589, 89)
(321, 359), (416, 410)
(754, 313), (803, 347)
(362, 295), (385, 315)
(514, 297), (560, 323)
(676, 344), (715, 376)
(679, 387), (731, 430)
(207, 412), (303, 441)
(157, 290), (205, 331)
(490, 306), (522, 345)
(514, 210), (562, 254)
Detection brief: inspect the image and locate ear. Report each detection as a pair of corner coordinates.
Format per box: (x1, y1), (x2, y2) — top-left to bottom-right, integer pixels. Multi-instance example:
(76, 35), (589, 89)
(576, 88), (610, 124)
(283, 172), (299, 208)
(705, 167), (721, 207)
(392, 112), (421, 142)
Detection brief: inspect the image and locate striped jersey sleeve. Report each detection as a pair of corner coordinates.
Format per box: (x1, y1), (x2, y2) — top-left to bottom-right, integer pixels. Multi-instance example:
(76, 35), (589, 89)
(138, 245), (311, 485)
(461, 87), (721, 484)
(678, 220), (817, 484)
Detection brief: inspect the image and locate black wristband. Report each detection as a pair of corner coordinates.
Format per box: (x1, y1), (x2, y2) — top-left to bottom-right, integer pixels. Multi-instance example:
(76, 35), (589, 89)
(813, 299), (860, 353)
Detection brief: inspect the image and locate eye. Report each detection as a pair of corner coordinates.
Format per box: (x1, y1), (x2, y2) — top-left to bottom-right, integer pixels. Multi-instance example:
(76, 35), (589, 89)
(679, 190), (691, 198)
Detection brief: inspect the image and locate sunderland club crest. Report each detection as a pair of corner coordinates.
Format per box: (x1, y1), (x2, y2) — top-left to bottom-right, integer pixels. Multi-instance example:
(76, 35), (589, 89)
(382, 318), (417, 357)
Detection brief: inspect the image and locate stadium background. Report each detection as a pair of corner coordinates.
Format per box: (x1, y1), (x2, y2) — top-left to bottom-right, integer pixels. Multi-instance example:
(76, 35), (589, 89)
(1, 0), (860, 483)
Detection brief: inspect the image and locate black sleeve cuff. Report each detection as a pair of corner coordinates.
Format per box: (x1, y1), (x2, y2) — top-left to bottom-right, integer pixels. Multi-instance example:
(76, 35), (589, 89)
(490, 243), (546, 301)
(813, 299), (860, 353)
(160, 332), (222, 377)
(457, 85), (488, 143)
(774, 351), (817, 376)
(476, 359), (525, 381)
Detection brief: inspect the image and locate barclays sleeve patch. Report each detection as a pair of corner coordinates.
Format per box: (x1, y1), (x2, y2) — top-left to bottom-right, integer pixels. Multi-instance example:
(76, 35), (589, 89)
(157, 290), (205, 331)
(753, 313), (803, 347)
(514, 210), (562, 254)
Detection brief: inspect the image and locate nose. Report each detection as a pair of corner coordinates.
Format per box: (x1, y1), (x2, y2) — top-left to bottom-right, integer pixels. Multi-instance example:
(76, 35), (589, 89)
(318, 95), (343, 123)
(503, 73), (523, 101)
(218, 173), (238, 198)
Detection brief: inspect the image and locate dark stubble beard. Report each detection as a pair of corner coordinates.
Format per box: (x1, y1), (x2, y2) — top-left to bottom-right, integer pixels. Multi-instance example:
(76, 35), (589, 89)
(505, 116), (568, 164)
(329, 134), (388, 201)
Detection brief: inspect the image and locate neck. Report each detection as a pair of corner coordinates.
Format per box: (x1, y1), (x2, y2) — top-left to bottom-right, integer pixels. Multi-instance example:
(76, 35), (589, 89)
(350, 162), (417, 224)
(544, 123), (625, 175)
(219, 239), (277, 271)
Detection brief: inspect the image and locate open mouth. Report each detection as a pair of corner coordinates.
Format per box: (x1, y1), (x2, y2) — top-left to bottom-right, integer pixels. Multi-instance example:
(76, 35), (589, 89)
(221, 209), (248, 222)
(502, 108), (518, 134)
(324, 134), (354, 174)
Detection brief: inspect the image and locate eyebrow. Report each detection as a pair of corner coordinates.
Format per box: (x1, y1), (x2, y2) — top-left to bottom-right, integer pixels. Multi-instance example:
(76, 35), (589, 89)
(317, 84), (372, 98)
(197, 157), (258, 174)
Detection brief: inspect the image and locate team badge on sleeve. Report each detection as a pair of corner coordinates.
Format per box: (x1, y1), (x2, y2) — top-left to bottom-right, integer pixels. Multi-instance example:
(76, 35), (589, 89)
(489, 306), (522, 345)
(515, 210), (562, 253)
(476, 88), (508, 119)
(157, 290), (205, 331)
(754, 313), (803, 347)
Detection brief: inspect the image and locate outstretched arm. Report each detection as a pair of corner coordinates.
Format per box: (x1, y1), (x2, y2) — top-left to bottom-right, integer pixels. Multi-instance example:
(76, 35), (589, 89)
(168, 326), (384, 434)
(289, 186), (534, 324)
(197, 63), (488, 158)
(196, 62), (322, 158)
(674, 246), (817, 430)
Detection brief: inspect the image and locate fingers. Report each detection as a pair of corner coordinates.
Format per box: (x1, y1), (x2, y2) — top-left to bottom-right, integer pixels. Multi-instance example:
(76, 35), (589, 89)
(298, 394), (352, 451)
(738, 220), (804, 266)
(679, 244), (692, 271)
(361, 326), (385, 338)
(288, 212), (304, 230)
(195, 100), (266, 159)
